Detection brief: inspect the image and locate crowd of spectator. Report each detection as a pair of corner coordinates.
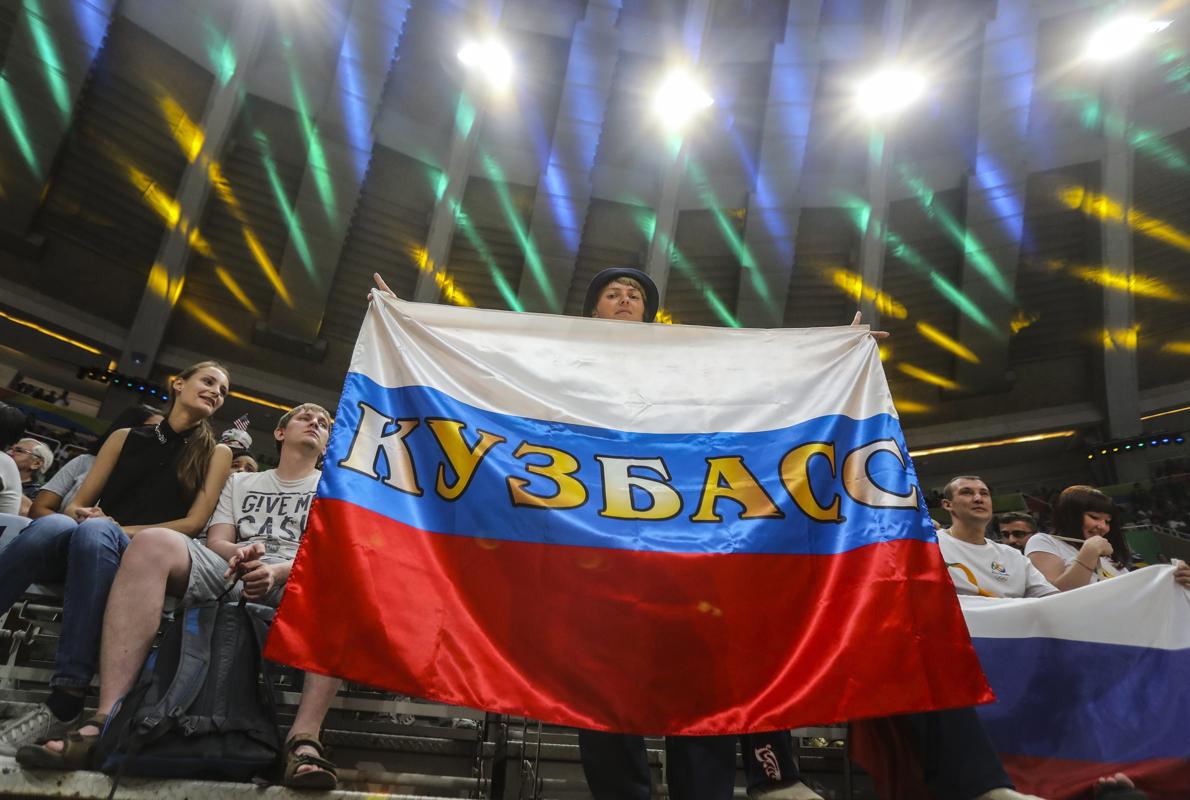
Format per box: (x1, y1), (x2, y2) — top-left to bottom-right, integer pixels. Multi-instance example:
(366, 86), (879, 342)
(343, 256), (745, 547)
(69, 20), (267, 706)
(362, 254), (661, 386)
(10, 381), (70, 407)
(0, 272), (1184, 800)
(0, 370), (342, 789)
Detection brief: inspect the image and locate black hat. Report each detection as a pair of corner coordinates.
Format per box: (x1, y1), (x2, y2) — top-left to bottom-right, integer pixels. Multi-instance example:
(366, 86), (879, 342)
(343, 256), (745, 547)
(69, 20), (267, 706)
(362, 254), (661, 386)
(582, 267), (659, 323)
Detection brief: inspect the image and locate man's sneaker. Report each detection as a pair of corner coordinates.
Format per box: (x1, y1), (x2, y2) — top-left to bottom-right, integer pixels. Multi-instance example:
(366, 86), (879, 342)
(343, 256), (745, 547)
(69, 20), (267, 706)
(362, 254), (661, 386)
(0, 705), (81, 757)
(749, 781), (825, 800)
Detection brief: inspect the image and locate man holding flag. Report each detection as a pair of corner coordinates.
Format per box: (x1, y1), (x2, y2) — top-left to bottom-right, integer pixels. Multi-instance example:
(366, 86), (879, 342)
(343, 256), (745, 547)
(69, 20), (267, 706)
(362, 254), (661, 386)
(267, 268), (1029, 797)
(571, 267), (821, 800)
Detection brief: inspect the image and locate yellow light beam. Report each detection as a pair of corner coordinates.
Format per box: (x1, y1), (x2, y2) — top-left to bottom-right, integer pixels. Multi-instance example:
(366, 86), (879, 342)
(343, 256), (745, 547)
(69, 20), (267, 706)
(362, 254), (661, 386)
(1011, 308), (1040, 334)
(828, 268), (909, 319)
(179, 298), (243, 345)
(915, 321), (980, 363)
(157, 94), (205, 163)
(894, 400), (931, 414)
(213, 266), (259, 315)
(909, 430), (1076, 458)
(1102, 325), (1139, 352)
(208, 160), (245, 219)
(0, 309), (103, 354)
(146, 262), (185, 305)
(1160, 341), (1190, 356)
(1072, 266), (1184, 301)
(409, 245), (473, 308)
(897, 362), (961, 391)
(121, 162), (213, 257)
(1059, 186), (1190, 253)
(242, 228), (294, 308)
(228, 390), (291, 412)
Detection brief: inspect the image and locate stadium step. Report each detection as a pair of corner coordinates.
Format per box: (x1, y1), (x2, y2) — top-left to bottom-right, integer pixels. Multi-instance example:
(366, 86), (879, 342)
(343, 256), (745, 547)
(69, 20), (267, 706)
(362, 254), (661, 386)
(0, 755), (471, 799)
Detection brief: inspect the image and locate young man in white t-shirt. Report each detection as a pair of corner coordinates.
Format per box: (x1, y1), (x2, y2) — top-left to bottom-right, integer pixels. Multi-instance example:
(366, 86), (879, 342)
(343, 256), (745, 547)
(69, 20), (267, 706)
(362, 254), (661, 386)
(938, 476), (1057, 599)
(24, 403), (343, 789)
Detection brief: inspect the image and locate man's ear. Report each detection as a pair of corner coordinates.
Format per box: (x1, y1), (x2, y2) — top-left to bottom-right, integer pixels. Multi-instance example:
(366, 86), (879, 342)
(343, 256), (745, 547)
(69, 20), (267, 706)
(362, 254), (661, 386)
(274, 427), (285, 446)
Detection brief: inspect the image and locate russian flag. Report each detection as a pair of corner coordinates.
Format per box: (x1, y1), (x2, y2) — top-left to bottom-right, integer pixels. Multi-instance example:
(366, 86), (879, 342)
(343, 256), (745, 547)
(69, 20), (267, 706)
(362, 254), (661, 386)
(966, 566), (1190, 800)
(266, 295), (991, 734)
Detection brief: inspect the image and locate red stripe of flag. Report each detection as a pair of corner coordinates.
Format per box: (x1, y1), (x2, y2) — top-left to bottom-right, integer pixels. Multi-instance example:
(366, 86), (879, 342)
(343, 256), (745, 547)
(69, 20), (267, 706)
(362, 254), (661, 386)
(267, 498), (991, 735)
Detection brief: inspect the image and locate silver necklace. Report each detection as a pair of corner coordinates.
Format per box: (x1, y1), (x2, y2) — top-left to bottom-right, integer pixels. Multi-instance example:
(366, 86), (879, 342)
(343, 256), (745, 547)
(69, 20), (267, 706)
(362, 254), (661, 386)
(153, 423), (167, 445)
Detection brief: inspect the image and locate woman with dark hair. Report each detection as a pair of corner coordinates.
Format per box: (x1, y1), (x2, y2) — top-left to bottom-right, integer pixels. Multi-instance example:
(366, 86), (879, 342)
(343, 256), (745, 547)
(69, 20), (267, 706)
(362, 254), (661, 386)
(28, 404), (164, 519)
(1026, 485), (1129, 591)
(0, 403), (28, 515)
(0, 362), (232, 756)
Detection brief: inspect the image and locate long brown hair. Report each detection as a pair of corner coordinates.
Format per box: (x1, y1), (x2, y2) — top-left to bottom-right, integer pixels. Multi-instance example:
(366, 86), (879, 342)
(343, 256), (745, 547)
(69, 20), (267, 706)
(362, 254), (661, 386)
(1052, 485), (1131, 570)
(165, 361), (230, 499)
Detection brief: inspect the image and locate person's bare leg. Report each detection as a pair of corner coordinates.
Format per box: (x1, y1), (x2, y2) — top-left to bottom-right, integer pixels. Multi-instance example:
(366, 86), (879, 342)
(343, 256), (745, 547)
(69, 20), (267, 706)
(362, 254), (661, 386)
(43, 528), (192, 752)
(289, 673), (342, 777)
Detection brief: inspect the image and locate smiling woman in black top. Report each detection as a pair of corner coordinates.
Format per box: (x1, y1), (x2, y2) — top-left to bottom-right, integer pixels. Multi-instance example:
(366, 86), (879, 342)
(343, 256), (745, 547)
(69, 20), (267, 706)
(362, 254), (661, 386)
(0, 361), (233, 755)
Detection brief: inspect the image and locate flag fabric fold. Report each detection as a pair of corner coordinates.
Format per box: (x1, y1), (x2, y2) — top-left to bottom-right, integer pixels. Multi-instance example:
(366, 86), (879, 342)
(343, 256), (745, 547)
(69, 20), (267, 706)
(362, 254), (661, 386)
(965, 565), (1190, 800)
(266, 295), (990, 735)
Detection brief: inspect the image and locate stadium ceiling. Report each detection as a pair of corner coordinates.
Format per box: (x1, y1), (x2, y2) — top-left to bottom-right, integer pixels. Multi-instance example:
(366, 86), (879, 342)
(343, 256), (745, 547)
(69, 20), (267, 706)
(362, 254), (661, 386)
(0, 0), (1188, 446)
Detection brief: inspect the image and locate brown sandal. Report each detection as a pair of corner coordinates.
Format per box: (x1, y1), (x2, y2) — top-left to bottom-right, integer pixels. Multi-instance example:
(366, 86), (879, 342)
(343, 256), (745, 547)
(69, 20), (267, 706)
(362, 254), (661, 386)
(15, 714), (108, 771)
(283, 733), (338, 790)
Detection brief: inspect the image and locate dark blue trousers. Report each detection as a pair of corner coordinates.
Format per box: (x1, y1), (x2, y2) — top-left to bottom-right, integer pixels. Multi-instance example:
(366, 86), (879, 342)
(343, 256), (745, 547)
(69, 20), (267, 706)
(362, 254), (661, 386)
(578, 729), (799, 800)
(577, 730), (651, 800)
(580, 709), (1010, 800)
(902, 707), (1012, 800)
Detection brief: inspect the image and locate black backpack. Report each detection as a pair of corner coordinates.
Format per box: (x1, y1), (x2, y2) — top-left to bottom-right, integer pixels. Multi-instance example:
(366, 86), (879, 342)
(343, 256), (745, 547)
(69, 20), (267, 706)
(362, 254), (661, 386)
(93, 598), (283, 784)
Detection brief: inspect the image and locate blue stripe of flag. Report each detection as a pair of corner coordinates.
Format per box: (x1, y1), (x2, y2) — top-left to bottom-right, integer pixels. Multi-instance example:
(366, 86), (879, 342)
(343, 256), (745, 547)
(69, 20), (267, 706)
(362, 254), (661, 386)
(319, 372), (935, 556)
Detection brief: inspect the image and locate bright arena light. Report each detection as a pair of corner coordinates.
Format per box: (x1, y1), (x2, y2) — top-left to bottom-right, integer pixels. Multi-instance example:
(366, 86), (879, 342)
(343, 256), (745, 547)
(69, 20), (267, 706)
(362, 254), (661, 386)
(457, 39), (513, 90)
(1084, 17), (1171, 61)
(855, 67), (926, 117)
(653, 70), (714, 129)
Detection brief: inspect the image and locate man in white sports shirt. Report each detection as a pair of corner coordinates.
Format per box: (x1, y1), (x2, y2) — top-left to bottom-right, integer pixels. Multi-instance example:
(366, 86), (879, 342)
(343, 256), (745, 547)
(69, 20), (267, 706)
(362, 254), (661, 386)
(938, 475), (1057, 599)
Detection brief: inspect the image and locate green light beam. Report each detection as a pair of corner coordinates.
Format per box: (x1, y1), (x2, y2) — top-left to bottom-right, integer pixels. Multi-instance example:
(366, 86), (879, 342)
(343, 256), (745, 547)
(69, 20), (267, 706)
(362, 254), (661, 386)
(454, 94), (477, 139)
(0, 72), (41, 176)
(685, 159), (773, 312)
(479, 151), (559, 312)
(623, 196), (742, 328)
(453, 201), (523, 312)
(898, 166), (1014, 301)
(282, 41), (337, 223)
(1157, 47), (1190, 94)
(22, 0), (70, 120)
(255, 131), (316, 278)
(1052, 87), (1190, 174)
(840, 194), (1000, 338)
(668, 237), (741, 328)
(201, 16), (237, 86)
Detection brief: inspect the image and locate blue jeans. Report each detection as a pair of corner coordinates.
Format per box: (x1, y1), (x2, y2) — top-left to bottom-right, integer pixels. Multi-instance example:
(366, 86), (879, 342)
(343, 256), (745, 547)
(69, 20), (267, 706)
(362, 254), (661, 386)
(0, 514), (129, 689)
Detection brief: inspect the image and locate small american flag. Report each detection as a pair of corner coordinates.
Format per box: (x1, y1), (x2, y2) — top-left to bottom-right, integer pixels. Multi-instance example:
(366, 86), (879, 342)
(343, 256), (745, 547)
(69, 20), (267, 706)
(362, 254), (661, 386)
(233, 414), (250, 431)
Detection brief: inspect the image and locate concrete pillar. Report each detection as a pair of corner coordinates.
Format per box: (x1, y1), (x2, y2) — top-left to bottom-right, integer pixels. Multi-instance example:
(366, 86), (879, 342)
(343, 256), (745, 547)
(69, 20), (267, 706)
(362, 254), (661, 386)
(113, 0), (269, 382)
(264, 0), (410, 342)
(1099, 61), (1142, 441)
(514, 0), (621, 314)
(642, 0), (713, 301)
(954, 0), (1037, 392)
(855, 0), (909, 330)
(734, 1), (822, 329)
(0, 0), (117, 234)
(414, 0), (507, 304)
